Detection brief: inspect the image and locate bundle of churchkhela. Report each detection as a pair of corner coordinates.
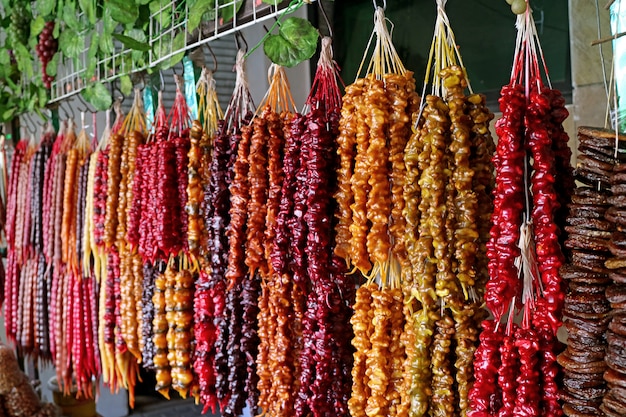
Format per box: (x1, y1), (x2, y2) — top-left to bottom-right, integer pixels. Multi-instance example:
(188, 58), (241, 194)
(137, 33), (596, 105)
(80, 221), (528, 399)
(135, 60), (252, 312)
(334, 6), (419, 417)
(469, 5), (574, 417)
(401, 2), (494, 416)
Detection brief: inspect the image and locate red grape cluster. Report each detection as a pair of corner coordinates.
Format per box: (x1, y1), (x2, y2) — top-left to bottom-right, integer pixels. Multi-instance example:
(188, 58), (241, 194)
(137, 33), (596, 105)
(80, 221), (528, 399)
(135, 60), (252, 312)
(36, 22), (58, 88)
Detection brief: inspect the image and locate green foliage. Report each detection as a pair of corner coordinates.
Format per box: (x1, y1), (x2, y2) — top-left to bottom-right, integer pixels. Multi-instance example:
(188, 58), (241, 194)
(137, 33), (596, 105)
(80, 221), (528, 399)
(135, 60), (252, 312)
(263, 17), (319, 67)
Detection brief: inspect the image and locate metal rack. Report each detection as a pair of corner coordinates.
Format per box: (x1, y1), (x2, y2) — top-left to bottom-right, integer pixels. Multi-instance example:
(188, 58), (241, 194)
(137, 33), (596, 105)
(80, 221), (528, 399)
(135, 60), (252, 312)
(49, 0), (291, 103)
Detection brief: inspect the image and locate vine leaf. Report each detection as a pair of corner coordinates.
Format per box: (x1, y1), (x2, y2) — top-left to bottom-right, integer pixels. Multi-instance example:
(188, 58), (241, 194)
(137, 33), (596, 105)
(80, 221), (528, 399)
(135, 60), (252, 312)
(188, 0), (214, 32)
(85, 32), (99, 79)
(107, 0), (139, 25)
(113, 33), (150, 52)
(150, 0), (173, 29)
(36, 0), (56, 18)
(82, 82), (112, 111)
(120, 74), (133, 96)
(46, 53), (59, 77)
(220, 0), (243, 22)
(78, 0), (96, 25)
(263, 17), (319, 67)
(31, 16), (46, 38)
(59, 29), (85, 59)
(62, 2), (81, 31)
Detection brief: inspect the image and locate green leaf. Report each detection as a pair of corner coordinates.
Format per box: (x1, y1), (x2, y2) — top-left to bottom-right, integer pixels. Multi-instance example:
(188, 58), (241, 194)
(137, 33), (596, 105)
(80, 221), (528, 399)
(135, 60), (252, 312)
(262, 0), (276, 4)
(219, 0), (243, 22)
(154, 32), (185, 70)
(78, 0), (96, 25)
(112, 33), (150, 51)
(46, 53), (58, 77)
(36, 0), (56, 17)
(150, 0), (173, 29)
(31, 16), (46, 37)
(120, 75), (132, 96)
(14, 44), (33, 79)
(189, 0), (214, 31)
(3, 107), (16, 121)
(102, 5), (117, 34)
(263, 17), (319, 68)
(63, 2), (81, 31)
(59, 29), (85, 58)
(107, 0), (139, 25)
(82, 82), (112, 111)
(85, 32), (99, 79)
(136, 0), (151, 4)
(0, 49), (10, 66)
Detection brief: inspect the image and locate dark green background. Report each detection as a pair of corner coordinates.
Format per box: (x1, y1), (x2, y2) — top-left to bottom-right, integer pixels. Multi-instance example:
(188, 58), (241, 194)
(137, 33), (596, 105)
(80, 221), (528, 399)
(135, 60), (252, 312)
(333, 0), (570, 103)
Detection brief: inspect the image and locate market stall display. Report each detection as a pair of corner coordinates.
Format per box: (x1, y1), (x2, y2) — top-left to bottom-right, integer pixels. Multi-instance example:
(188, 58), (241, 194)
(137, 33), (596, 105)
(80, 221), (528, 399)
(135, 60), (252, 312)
(2, 1), (624, 417)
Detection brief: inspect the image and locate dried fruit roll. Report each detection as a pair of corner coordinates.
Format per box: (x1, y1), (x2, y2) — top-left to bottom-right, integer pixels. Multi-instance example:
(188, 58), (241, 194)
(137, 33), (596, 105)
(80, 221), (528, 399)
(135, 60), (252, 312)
(245, 110), (270, 278)
(430, 312), (456, 417)
(153, 266), (171, 398)
(466, 93), (495, 294)
(442, 66), (478, 299)
(103, 133), (124, 249)
(170, 269), (195, 398)
(334, 80), (363, 264)
(385, 72), (419, 268)
(349, 77), (372, 274)
(186, 121), (205, 259)
(364, 76), (391, 268)
(349, 284), (375, 417)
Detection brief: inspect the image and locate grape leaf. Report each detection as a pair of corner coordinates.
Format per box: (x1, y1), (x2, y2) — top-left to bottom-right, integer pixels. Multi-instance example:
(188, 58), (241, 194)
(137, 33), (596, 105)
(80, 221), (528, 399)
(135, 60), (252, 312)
(59, 29), (85, 58)
(14, 44), (34, 80)
(263, 17), (319, 68)
(150, 0), (173, 29)
(120, 74), (133, 96)
(82, 82), (112, 111)
(0, 49), (10, 66)
(85, 32), (99, 79)
(31, 16), (45, 37)
(63, 2), (81, 31)
(46, 53), (58, 77)
(36, 0), (56, 17)
(113, 33), (150, 51)
(78, 0), (96, 25)
(153, 32), (186, 70)
(107, 0), (139, 25)
(188, 0), (215, 31)
(219, 0), (243, 22)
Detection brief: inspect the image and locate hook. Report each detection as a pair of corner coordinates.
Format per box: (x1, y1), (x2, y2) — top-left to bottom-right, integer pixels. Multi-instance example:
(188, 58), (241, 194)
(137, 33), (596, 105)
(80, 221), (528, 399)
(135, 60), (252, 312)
(205, 43), (218, 73)
(23, 113), (37, 137)
(373, 0), (386, 10)
(317, 1), (333, 38)
(235, 31), (248, 53)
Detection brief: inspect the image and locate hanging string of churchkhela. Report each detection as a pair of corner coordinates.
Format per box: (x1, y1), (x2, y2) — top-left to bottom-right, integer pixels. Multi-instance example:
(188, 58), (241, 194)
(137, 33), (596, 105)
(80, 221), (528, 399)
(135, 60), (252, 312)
(252, 64), (297, 417)
(469, 4), (573, 417)
(191, 65), (226, 413)
(332, 6), (419, 417)
(206, 51), (258, 417)
(290, 36), (355, 417)
(2, 124), (54, 362)
(95, 101), (141, 405)
(97, 107), (121, 391)
(400, 1), (496, 416)
(116, 91), (147, 371)
(216, 50), (260, 416)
